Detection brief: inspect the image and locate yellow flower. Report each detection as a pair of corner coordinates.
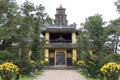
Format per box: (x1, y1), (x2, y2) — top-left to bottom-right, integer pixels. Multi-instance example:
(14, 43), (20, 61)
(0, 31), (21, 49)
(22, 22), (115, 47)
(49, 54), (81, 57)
(100, 62), (120, 75)
(77, 60), (85, 66)
(39, 60), (44, 65)
(0, 62), (20, 74)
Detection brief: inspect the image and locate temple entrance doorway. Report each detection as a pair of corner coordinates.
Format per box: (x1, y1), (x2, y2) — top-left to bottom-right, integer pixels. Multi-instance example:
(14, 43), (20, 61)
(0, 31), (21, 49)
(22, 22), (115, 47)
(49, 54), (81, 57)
(56, 51), (65, 65)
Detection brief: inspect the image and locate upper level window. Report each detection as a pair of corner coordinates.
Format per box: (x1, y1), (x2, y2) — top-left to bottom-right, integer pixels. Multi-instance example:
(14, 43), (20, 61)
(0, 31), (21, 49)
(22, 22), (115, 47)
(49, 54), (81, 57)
(67, 49), (72, 54)
(49, 49), (54, 53)
(50, 33), (72, 43)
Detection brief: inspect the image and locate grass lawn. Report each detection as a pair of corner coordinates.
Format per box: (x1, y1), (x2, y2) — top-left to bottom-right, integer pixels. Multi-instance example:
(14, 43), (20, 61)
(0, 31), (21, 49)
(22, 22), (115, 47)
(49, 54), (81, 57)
(19, 70), (44, 80)
(0, 74), (39, 80)
(0, 70), (44, 80)
(77, 71), (92, 80)
(77, 70), (120, 80)
(19, 76), (33, 80)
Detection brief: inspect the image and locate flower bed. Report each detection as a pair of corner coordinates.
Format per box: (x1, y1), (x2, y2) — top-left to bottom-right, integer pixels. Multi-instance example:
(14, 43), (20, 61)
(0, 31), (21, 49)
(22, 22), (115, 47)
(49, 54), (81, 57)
(100, 62), (120, 80)
(0, 62), (20, 80)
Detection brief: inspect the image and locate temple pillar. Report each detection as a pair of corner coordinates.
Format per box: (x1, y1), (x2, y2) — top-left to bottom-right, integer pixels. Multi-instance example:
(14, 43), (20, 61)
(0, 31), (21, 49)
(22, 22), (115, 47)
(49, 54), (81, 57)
(45, 32), (49, 43)
(72, 49), (77, 61)
(45, 49), (49, 62)
(72, 32), (76, 44)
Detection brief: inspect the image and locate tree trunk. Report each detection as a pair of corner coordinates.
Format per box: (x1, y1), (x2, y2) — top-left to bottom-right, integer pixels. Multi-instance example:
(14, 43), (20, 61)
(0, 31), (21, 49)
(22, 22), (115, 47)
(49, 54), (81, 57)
(15, 74), (20, 80)
(4, 76), (12, 80)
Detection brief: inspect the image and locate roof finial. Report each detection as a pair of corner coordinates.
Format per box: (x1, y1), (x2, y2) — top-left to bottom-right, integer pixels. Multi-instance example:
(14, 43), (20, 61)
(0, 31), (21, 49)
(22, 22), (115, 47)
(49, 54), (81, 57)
(60, 4), (62, 8)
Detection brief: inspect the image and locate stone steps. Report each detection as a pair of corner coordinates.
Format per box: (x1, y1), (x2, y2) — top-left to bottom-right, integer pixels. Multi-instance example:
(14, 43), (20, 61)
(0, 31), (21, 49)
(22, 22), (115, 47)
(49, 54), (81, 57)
(45, 65), (75, 70)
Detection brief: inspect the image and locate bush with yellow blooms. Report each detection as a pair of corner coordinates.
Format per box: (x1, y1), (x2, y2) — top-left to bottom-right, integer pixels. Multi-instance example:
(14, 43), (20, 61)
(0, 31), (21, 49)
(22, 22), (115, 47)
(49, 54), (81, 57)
(100, 62), (120, 80)
(0, 62), (20, 80)
(35, 60), (45, 71)
(77, 60), (85, 67)
(39, 60), (44, 65)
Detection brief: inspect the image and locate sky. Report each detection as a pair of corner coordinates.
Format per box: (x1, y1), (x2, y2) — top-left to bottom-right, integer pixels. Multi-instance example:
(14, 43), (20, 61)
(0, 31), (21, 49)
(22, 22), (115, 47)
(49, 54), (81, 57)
(16, 0), (119, 28)
(16, 0), (120, 53)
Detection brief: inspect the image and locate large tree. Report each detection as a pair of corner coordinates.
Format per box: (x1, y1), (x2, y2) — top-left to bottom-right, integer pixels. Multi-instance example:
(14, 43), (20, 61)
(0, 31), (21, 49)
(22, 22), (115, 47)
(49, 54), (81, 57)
(107, 0), (120, 53)
(78, 14), (112, 79)
(15, 1), (52, 76)
(107, 18), (120, 53)
(0, 0), (52, 78)
(115, 0), (120, 13)
(0, 0), (19, 50)
(82, 14), (107, 53)
(30, 4), (52, 61)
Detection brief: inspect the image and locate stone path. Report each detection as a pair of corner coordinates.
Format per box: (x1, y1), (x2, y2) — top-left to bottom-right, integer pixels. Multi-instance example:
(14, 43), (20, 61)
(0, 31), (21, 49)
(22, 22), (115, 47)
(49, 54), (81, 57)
(34, 70), (86, 80)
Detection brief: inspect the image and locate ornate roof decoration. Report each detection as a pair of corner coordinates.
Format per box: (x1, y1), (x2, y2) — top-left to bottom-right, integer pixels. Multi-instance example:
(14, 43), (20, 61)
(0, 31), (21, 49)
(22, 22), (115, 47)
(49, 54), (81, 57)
(54, 5), (68, 26)
(44, 22), (76, 28)
(42, 6), (79, 35)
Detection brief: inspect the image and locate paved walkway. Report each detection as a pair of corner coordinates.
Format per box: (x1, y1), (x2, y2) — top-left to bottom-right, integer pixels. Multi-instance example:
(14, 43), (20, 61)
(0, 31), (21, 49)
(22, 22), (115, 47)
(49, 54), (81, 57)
(34, 70), (86, 80)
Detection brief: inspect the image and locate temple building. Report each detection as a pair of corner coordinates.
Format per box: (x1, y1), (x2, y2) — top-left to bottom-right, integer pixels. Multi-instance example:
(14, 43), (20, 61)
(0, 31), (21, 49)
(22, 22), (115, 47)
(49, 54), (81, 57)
(42, 5), (79, 66)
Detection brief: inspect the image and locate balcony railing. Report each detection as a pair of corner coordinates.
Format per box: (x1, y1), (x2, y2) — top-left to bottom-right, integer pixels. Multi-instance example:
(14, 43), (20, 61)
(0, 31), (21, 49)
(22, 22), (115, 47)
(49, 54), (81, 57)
(45, 43), (76, 48)
(49, 40), (72, 43)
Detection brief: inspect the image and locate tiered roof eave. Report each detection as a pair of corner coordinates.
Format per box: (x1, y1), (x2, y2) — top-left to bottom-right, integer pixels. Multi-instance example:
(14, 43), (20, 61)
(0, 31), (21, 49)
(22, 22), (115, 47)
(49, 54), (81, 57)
(41, 25), (79, 35)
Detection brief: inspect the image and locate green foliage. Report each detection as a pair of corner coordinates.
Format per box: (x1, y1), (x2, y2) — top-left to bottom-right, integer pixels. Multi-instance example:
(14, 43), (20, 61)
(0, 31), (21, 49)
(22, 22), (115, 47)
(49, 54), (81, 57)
(21, 1), (35, 16)
(109, 18), (120, 53)
(82, 14), (106, 52)
(0, 0), (19, 50)
(78, 14), (120, 80)
(72, 60), (78, 67)
(0, 0), (52, 79)
(78, 14), (113, 79)
(0, 50), (12, 62)
(16, 59), (33, 76)
(36, 60), (45, 71)
(115, 0), (120, 13)
(76, 29), (89, 60)
(111, 53), (120, 62)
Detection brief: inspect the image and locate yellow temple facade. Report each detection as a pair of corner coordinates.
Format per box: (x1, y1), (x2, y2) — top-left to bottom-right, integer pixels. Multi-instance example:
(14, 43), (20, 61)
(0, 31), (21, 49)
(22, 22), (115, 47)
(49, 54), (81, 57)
(42, 5), (78, 66)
